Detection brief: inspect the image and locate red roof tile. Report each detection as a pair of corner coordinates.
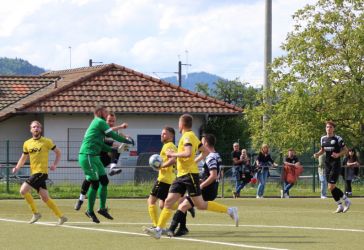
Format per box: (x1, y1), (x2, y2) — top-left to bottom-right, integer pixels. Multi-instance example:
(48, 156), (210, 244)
(0, 76), (59, 110)
(0, 64), (242, 121)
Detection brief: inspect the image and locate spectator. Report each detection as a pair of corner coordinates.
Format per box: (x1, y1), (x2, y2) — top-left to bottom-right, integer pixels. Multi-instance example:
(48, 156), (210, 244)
(231, 142), (243, 198)
(318, 153), (327, 199)
(341, 148), (360, 197)
(255, 144), (277, 198)
(281, 149), (303, 198)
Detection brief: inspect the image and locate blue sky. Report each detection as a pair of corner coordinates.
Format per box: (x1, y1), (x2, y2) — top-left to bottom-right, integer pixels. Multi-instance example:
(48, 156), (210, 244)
(0, 0), (316, 87)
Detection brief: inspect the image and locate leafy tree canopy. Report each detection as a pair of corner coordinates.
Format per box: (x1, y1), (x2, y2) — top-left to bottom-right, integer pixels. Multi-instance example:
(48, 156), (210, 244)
(246, 0), (364, 154)
(196, 78), (260, 160)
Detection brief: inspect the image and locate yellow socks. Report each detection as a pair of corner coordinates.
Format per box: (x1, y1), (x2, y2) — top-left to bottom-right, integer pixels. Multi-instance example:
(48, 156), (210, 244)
(45, 199), (63, 218)
(157, 208), (172, 229)
(207, 201), (228, 213)
(23, 193), (38, 214)
(148, 204), (158, 227)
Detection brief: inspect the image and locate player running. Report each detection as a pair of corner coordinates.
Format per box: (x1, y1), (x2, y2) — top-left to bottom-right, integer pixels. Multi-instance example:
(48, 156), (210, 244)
(168, 133), (222, 237)
(314, 121), (351, 213)
(146, 127), (177, 228)
(143, 114), (238, 239)
(12, 120), (67, 225)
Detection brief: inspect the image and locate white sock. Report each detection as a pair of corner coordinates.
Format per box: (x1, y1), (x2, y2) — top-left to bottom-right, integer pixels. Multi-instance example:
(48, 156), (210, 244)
(79, 194), (86, 201)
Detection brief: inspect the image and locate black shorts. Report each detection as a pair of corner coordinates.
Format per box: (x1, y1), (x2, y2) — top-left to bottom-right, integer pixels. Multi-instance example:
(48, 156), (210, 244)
(26, 173), (48, 192)
(201, 182), (219, 201)
(150, 181), (171, 201)
(169, 173), (201, 197)
(325, 160), (341, 184)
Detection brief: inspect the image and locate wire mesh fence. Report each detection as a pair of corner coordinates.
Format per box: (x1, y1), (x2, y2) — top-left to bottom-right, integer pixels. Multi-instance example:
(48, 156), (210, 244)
(0, 140), (362, 197)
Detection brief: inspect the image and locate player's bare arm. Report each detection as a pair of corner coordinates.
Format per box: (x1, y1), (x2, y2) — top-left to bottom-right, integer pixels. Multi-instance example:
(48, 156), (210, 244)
(313, 148), (325, 158)
(200, 169), (218, 189)
(161, 149), (177, 168)
(332, 145), (348, 159)
(50, 147), (61, 171)
(12, 153), (28, 174)
(166, 144), (192, 158)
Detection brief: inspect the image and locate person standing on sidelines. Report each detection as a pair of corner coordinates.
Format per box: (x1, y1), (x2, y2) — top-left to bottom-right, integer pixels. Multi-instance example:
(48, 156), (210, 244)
(12, 120), (67, 225)
(143, 114), (238, 239)
(341, 148), (360, 197)
(314, 121), (351, 213)
(74, 111), (129, 212)
(146, 127), (177, 228)
(281, 149), (302, 198)
(318, 153), (327, 199)
(168, 133), (222, 237)
(79, 105), (134, 223)
(231, 142), (243, 198)
(255, 144), (278, 198)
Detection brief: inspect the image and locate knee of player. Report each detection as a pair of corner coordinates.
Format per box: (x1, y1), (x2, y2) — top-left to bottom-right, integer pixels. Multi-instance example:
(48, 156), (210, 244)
(147, 195), (157, 205)
(99, 175), (109, 186)
(90, 180), (100, 190)
(192, 197), (207, 210)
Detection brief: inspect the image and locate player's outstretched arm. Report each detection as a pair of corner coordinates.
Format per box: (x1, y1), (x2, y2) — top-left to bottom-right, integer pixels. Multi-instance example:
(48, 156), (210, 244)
(50, 148), (61, 171)
(13, 154), (28, 174)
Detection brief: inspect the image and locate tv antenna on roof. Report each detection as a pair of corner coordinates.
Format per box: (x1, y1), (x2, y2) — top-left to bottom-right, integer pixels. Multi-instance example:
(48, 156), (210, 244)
(89, 59), (103, 67)
(178, 50), (191, 87)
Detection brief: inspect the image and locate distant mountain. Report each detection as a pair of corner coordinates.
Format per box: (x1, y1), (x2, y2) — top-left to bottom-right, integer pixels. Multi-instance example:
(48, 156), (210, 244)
(162, 71), (224, 91)
(0, 57), (46, 75)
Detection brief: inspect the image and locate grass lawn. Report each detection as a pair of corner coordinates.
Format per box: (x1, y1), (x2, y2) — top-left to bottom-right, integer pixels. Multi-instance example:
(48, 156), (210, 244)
(1, 198), (363, 250)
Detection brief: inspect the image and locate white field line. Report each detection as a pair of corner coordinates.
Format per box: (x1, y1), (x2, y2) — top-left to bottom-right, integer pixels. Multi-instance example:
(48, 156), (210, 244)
(19, 220), (363, 233)
(0, 217), (288, 250)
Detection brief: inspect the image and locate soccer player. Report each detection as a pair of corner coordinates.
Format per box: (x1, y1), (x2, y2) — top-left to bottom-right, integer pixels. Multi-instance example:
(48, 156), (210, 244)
(314, 121), (351, 213)
(143, 114), (238, 239)
(74, 112), (129, 212)
(79, 105), (133, 223)
(146, 127), (177, 228)
(12, 120), (67, 225)
(168, 133), (222, 237)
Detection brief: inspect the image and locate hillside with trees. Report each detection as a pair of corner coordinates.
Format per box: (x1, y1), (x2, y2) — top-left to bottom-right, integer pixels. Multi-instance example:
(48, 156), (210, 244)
(0, 57), (46, 75)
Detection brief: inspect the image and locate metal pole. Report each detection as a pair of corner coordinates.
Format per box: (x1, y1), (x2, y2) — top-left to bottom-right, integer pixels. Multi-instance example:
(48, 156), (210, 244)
(312, 141), (316, 192)
(264, 0), (272, 92)
(178, 61), (182, 87)
(68, 46), (72, 69)
(263, 0), (272, 124)
(221, 166), (225, 198)
(6, 140), (10, 193)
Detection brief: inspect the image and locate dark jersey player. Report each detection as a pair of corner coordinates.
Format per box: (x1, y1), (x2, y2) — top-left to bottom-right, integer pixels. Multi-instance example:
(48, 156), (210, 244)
(168, 133), (222, 237)
(314, 121), (351, 213)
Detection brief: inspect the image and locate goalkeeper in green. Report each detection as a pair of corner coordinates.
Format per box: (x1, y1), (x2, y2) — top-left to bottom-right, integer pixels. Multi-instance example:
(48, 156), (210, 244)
(79, 105), (133, 223)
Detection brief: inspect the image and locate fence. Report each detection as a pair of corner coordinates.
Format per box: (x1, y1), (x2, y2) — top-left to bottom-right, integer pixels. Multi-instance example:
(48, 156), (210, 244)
(1, 140), (363, 197)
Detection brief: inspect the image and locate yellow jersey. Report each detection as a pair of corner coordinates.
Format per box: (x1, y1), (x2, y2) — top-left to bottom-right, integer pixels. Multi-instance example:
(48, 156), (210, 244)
(176, 130), (201, 177)
(158, 141), (177, 184)
(23, 136), (56, 174)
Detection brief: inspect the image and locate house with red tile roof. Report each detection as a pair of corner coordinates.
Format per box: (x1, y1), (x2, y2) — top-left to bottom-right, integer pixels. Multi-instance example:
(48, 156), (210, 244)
(0, 64), (242, 175)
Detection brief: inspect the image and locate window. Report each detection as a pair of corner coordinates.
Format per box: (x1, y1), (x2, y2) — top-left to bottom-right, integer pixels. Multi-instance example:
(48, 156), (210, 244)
(67, 128), (86, 161)
(137, 135), (163, 154)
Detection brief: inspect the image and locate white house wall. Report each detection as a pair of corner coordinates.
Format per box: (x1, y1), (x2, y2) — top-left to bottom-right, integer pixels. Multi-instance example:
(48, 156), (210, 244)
(1, 113), (205, 184)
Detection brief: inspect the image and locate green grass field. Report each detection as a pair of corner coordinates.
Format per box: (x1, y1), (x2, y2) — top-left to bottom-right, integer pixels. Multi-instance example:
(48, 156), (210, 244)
(1, 197), (363, 250)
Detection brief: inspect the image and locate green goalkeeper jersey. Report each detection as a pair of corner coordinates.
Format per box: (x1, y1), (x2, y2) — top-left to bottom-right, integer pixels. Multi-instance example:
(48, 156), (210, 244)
(79, 117), (129, 156)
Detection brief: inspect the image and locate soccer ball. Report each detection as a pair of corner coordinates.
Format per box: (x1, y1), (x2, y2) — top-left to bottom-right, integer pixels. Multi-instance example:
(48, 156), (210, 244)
(149, 154), (163, 170)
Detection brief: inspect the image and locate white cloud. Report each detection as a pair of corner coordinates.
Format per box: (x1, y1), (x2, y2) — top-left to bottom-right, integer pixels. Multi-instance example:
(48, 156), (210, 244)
(0, 0), (319, 88)
(0, 0), (51, 37)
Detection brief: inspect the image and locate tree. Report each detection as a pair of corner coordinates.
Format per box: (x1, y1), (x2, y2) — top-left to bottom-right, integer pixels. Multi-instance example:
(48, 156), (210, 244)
(0, 57), (46, 75)
(196, 79), (259, 109)
(196, 79), (259, 161)
(246, 0), (364, 154)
